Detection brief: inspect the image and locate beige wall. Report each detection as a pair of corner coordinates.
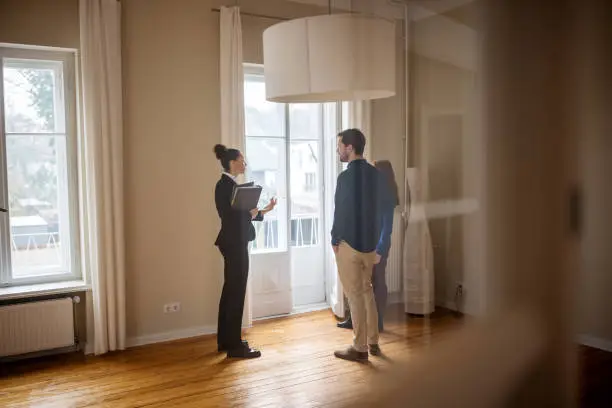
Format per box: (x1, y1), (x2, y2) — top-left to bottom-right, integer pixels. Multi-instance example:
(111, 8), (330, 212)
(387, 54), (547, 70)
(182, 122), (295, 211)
(370, 22), (406, 207)
(0, 0), (80, 49)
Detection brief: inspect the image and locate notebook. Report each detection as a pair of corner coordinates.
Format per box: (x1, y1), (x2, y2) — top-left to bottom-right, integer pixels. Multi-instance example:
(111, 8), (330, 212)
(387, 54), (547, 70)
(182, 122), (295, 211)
(231, 185), (263, 211)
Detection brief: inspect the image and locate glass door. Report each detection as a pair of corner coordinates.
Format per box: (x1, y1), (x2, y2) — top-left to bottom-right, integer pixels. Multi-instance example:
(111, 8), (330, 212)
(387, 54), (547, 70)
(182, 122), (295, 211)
(244, 70), (292, 318)
(244, 65), (343, 318)
(289, 104), (325, 307)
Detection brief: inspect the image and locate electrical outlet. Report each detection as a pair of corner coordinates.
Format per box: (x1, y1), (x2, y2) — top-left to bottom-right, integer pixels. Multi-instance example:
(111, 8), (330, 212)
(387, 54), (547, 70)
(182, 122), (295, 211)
(455, 282), (464, 299)
(163, 302), (181, 313)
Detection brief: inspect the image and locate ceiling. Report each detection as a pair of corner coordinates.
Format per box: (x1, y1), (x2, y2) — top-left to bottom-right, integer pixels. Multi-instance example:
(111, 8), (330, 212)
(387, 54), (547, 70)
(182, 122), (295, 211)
(282, 0), (477, 21)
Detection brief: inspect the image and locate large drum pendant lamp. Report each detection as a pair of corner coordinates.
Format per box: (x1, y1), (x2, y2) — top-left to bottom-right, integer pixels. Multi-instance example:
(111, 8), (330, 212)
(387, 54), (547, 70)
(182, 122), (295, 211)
(262, 13), (396, 103)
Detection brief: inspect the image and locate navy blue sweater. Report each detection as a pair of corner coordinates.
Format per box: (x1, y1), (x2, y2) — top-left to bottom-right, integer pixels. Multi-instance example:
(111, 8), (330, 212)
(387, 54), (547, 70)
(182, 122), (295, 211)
(331, 159), (394, 254)
(377, 205), (395, 257)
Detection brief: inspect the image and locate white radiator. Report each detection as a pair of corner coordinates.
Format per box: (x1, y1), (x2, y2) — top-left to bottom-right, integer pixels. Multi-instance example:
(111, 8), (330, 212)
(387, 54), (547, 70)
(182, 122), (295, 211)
(0, 297), (75, 358)
(386, 209), (403, 294)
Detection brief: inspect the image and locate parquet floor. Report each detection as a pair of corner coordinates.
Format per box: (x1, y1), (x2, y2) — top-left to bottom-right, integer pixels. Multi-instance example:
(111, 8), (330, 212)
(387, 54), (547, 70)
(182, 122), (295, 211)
(0, 307), (463, 408)
(1, 307), (610, 407)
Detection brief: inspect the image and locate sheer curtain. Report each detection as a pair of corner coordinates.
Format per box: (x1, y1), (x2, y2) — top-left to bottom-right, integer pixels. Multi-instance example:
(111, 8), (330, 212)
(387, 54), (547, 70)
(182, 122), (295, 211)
(79, 0), (126, 355)
(347, 100), (372, 160)
(219, 6), (252, 327)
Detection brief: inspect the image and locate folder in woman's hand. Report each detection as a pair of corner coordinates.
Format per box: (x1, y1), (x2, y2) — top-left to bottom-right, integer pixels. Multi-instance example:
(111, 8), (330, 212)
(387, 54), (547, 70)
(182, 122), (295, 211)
(231, 181), (254, 203)
(231, 185), (263, 210)
(230, 182), (254, 203)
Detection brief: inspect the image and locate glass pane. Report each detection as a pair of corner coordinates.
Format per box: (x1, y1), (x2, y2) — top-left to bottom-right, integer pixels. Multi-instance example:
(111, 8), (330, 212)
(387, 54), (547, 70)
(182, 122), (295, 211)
(6, 135), (71, 278)
(290, 141), (321, 247)
(3, 59), (65, 134)
(246, 137), (287, 252)
(289, 104), (322, 140)
(244, 74), (285, 137)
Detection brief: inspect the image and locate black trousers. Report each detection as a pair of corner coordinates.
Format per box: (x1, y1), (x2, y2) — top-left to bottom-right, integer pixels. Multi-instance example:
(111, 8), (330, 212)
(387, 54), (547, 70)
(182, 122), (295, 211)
(217, 244), (250, 350)
(372, 255), (389, 329)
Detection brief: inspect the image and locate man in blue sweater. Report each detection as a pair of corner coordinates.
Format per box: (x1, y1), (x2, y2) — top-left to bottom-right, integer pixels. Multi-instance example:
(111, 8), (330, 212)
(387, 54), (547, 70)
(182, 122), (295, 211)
(332, 128), (393, 362)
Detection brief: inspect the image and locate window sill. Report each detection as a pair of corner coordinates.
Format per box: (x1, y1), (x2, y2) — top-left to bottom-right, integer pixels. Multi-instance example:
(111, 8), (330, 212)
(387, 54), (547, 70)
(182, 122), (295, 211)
(0, 280), (91, 301)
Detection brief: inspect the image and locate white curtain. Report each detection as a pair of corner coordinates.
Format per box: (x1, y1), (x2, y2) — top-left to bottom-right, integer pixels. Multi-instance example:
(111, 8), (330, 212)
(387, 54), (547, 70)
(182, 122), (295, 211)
(219, 6), (252, 327)
(347, 100), (373, 160)
(323, 103), (344, 317)
(79, 0), (126, 355)
(403, 168), (435, 315)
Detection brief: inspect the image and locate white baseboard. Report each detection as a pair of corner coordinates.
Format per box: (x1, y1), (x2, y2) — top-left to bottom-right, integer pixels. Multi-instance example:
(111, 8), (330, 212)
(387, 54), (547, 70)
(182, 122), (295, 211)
(389, 294), (460, 313)
(436, 299), (458, 312)
(127, 325), (217, 348)
(578, 334), (612, 353)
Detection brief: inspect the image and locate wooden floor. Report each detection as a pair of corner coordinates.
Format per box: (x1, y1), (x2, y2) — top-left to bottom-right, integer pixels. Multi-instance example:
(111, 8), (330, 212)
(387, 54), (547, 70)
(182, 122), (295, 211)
(1, 307), (611, 407)
(0, 307), (463, 408)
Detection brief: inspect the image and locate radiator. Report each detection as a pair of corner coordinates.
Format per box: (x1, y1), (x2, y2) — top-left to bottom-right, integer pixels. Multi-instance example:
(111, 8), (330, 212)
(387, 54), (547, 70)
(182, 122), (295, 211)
(0, 297), (75, 358)
(386, 209), (403, 294)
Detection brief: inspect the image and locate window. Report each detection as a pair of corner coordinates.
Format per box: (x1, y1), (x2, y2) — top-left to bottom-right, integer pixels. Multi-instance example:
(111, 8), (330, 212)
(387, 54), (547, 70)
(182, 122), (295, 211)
(244, 65), (329, 252)
(0, 47), (80, 287)
(304, 172), (316, 192)
(244, 70), (287, 252)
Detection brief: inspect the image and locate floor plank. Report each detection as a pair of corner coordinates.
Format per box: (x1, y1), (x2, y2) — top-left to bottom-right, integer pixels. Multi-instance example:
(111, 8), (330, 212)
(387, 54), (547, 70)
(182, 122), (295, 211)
(0, 307), (462, 408)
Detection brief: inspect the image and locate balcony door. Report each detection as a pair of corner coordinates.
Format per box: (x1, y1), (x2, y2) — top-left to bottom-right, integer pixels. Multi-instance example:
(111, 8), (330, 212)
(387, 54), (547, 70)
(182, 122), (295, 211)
(244, 65), (333, 318)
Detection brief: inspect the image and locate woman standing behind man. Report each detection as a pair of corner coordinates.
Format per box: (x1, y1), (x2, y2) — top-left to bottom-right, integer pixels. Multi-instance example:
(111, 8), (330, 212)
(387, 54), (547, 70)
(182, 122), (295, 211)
(213, 144), (276, 359)
(337, 160), (399, 332)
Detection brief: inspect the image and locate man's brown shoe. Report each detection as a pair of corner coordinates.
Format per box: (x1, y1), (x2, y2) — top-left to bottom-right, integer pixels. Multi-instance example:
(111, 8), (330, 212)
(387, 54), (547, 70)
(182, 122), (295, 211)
(334, 346), (368, 362)
(369, 344), (382, 356)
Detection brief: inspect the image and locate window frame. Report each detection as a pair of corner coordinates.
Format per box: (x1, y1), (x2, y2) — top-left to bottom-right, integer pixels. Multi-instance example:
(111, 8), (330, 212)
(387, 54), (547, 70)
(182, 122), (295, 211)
(0, 45), (82, 287)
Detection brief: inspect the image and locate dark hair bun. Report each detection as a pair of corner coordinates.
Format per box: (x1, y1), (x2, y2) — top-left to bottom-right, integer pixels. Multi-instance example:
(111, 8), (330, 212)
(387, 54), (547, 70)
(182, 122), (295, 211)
(213, 144), (227, 160)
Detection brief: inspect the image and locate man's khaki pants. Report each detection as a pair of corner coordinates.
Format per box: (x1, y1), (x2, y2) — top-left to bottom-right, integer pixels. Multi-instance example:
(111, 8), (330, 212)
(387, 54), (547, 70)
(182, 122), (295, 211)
(335, 241), (379, 352)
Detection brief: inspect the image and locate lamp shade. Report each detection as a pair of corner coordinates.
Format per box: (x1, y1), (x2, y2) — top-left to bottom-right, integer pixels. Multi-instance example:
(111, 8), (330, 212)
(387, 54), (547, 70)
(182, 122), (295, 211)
(262, 14), (396, 103)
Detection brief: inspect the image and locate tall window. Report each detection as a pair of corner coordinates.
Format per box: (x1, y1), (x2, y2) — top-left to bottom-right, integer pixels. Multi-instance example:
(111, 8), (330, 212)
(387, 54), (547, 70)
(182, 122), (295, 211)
(243, 65), (327, 252)
(0, 47), (80, 286)
(244, 68), (286, 252)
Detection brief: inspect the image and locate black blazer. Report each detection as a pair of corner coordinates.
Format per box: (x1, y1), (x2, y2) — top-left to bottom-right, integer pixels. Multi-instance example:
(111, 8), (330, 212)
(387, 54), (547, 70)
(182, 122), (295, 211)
(214, 174), (263, 247)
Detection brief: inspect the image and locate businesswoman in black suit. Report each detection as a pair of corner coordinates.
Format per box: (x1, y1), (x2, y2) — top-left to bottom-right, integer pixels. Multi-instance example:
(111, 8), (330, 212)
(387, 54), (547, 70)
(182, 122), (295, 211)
(214, 144), (276, 359)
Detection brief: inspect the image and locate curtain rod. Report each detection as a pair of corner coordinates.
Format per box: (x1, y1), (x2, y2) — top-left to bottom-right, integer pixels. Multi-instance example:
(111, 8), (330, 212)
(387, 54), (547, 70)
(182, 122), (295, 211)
(211, 8), (290, 21)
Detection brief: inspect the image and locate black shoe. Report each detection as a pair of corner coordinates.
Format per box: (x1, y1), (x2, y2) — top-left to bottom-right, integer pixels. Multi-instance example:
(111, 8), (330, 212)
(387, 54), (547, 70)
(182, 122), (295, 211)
(369, 344), (382, 356)
(337, 319), (353, 330)
(227, 346), (261, 359)
(218, 340), (248, 352)
(334, 346), (368, 362)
